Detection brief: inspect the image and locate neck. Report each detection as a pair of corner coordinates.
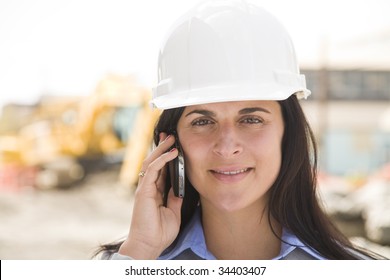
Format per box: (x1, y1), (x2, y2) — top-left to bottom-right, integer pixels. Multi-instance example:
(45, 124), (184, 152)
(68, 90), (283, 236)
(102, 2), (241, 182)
(201, 201), (282, 260)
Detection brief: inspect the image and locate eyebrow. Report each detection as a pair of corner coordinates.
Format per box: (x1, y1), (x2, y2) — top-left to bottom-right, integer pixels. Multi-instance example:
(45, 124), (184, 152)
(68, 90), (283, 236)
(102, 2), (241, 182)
(238, 107), (271, 114)
(185, 109), (216, 117)
(184, 107), (271, 117)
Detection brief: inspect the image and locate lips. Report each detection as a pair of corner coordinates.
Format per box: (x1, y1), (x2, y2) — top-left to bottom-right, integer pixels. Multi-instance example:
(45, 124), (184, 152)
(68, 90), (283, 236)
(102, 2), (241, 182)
(212, 168), (249, 175)
(210, 167), (252, 183)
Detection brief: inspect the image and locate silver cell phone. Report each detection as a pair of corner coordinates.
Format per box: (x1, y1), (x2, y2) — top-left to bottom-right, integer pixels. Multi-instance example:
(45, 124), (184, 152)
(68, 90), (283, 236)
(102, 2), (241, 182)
(168, 141), (185, 198)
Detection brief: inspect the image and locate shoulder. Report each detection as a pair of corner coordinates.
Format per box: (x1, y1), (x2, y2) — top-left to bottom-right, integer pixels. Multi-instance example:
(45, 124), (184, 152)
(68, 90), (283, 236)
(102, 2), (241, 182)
(276, 229), (326, 260)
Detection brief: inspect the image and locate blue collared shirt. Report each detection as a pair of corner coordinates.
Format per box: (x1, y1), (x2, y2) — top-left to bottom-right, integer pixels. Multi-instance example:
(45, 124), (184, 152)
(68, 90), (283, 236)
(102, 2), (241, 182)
(158, 207), (326, 260)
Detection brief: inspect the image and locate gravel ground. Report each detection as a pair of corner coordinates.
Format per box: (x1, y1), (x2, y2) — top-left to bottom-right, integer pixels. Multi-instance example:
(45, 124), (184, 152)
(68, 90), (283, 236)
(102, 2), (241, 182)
(1, 167), (389, 260)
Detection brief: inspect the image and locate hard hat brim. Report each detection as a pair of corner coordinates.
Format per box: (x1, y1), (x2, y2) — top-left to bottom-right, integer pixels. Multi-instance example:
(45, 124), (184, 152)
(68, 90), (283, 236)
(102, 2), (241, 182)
(151, 84), (311, 109)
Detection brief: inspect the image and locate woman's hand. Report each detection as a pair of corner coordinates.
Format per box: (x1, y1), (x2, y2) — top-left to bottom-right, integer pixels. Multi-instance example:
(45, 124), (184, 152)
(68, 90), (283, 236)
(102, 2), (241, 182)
(118, 133), (183, 259)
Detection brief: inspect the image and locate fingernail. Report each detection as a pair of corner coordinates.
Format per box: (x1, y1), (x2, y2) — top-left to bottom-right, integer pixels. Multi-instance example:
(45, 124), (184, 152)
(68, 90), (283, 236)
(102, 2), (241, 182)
(170, 147), (177, 152)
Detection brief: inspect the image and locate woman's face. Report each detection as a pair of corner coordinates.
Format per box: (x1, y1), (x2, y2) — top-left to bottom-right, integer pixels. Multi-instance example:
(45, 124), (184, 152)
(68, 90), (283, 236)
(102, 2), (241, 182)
(177, 101), (284, 212)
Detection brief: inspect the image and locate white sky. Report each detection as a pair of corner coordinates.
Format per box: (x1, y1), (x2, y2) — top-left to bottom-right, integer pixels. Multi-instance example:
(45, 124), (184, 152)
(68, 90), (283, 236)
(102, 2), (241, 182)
(0, 0), (389, 109)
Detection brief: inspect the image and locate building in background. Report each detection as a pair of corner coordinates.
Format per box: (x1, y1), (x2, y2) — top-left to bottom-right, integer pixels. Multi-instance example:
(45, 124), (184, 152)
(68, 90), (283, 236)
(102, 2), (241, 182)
(301, 69), (390, 178)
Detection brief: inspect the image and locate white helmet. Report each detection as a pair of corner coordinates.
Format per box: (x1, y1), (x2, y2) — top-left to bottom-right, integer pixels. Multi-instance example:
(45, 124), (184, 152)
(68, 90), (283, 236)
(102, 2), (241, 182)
(151, 0), (310, 109)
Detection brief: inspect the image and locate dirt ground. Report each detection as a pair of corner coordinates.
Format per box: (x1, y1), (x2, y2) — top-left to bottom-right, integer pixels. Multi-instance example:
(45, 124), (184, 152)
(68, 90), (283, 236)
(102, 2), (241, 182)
(1, 166), (389, 260)
(0, 167), (134, 260)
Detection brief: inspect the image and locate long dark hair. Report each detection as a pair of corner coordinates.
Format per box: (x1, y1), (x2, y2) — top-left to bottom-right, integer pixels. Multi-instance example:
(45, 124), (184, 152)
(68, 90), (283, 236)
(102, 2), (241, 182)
(95, 96), (381, 259)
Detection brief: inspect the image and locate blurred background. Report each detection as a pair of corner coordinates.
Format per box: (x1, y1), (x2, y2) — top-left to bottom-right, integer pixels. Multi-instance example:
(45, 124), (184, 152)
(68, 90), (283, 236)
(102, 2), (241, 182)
(0, 0), (389, 259)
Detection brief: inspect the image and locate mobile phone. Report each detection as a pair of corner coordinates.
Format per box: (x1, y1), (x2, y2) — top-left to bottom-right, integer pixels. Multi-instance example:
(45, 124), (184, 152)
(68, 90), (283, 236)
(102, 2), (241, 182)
(168, 140), (185, 198)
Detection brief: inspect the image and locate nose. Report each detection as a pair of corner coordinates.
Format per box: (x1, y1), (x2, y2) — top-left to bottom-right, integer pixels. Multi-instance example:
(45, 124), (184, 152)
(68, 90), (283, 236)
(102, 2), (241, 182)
(212, 124), (243, 158)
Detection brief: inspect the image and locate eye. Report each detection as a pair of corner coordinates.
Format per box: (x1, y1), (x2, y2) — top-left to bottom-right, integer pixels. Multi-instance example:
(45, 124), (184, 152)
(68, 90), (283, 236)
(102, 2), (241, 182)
(191, 118), (214, 126)
(240, 116), (263, 124)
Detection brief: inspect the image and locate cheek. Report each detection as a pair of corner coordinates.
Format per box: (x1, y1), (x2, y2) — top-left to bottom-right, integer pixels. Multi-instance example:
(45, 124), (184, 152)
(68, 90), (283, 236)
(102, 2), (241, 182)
(250, 131), (283, 178)
(181, 138), (209, 176)
(180, 135), (218, 197)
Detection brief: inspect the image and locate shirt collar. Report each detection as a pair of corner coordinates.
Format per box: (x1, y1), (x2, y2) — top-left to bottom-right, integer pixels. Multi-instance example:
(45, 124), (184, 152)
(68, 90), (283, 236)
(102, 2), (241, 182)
(158, 207), (324, 260)
(158, 207), (216, 260)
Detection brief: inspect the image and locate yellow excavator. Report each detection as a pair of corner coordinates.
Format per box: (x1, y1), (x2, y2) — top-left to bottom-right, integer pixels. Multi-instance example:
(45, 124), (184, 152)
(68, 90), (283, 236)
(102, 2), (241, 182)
(0, 74), (160, 190)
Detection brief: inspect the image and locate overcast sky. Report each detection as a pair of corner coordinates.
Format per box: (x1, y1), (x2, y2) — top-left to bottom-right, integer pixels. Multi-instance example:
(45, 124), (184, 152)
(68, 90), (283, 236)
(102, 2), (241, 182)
(0, 0), (389, 109)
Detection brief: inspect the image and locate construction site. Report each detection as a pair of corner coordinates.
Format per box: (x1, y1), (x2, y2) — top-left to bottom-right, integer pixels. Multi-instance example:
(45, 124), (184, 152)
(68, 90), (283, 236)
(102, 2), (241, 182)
(1, 0), (390, 266)
(0, 71), (390, 259)
(0, 74), (159, 259)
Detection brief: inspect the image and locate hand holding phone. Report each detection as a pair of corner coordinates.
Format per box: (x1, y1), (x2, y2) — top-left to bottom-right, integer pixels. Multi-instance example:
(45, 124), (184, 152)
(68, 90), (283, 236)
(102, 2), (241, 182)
(118, 132), (183, 259)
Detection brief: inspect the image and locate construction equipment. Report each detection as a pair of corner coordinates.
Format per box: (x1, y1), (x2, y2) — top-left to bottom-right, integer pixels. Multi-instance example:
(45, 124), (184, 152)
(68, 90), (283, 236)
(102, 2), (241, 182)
(0, 74), (160, 190)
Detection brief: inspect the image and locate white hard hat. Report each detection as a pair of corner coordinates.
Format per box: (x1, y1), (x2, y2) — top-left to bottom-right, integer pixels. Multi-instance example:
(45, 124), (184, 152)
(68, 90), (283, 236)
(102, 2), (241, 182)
(151, 0), (311, 109)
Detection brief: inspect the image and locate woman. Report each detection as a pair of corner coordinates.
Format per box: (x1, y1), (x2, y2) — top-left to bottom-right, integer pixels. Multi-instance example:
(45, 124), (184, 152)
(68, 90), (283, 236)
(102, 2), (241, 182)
(97, 0), (381, 260)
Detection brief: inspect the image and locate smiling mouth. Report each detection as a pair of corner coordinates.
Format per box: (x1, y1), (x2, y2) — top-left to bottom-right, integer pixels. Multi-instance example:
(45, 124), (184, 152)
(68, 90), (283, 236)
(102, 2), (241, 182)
(212, 168), (249, 175)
